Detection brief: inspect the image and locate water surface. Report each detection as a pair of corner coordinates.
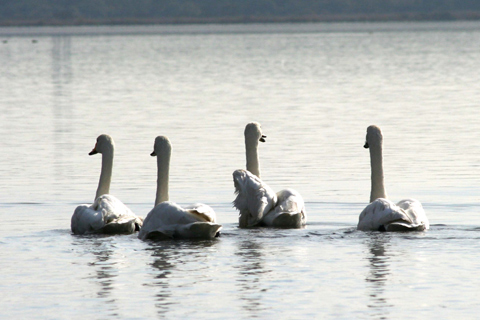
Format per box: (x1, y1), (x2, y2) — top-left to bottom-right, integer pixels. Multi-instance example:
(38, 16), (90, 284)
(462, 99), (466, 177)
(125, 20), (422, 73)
(1, 21), (480, 319)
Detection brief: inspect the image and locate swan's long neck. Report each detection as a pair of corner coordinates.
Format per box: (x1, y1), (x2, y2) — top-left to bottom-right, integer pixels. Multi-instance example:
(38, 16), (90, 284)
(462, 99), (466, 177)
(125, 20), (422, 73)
(155, 149), (170, 206)
(95, 150), (113, 200)
(246, 138), (261, 178)
(369, 143), (387, 203)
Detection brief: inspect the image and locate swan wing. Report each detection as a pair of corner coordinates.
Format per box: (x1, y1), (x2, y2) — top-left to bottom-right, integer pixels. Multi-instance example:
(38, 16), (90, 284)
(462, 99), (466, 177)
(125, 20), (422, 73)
(393, 199), (429, 231)
(233, 169), (277, 228)
(262, 188), (307, 228)
(71, 204), (105, 235)
(139, 201), (222, 240)
(184, 203), (217, 223)
(71, 195), (142, 235)
(173, 222), (222, 239)
(93, 195), (132, 221)
(357, 198), (412, 231)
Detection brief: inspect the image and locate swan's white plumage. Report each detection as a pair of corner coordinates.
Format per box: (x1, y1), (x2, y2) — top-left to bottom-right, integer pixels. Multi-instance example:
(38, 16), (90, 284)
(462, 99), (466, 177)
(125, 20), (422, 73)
(71, 135), (142, 235)
(264, 188), (306, 228)
(138, 136), (222, 240)
(233, 169), (277, 227)
(357, 198), (428, 231)
(233, 169), (306, 228)
(357, 126), (429, 232)
(183, 203), (218, 223)
(233, 122), (306, 228)
(72, 194), (142, 234)
(138, 201), (221, 240)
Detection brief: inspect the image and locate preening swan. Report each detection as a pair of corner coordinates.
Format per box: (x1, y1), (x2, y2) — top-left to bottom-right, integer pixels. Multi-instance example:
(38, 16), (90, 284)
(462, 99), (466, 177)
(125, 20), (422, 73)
(138, 136), (222, 240)
(233, 122), (306, 228)
(357, 125), (429, 231)
(71, 134), (143, 235)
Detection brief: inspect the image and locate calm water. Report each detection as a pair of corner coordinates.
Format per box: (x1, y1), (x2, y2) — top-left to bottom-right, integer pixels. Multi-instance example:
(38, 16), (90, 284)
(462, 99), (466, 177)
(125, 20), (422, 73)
(1, 21), (480, 319)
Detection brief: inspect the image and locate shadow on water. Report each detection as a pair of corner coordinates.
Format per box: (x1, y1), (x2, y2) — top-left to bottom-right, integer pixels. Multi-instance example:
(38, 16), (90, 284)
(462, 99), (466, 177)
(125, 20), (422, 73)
(364, 233), (394, 320)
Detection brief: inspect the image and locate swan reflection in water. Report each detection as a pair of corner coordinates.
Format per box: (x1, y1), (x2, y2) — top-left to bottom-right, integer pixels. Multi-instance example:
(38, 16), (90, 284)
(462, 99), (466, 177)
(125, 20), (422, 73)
(72, 235), (120, 316)
(146, 240), (217, 317)
(365, 233), (393, 319)
(146, 242), (175, 317)
(235, 236), (271, 316)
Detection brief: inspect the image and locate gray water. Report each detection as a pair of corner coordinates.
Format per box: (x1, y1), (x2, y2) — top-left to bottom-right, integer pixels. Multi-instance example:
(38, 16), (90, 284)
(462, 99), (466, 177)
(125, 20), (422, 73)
(1, 21), (480, 319)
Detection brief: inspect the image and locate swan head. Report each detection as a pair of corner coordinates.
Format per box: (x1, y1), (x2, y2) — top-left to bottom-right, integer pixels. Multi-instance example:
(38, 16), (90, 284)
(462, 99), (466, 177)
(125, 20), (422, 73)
(245, 122), (267, 144)
(151, 136), (172, 157)
(364, 125), (383, 149)
(89, 134), (114, 156)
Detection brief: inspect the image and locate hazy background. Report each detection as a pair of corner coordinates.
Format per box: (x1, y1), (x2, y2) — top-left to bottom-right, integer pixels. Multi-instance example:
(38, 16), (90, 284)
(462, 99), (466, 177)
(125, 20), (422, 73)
(2, 0), (480, 26)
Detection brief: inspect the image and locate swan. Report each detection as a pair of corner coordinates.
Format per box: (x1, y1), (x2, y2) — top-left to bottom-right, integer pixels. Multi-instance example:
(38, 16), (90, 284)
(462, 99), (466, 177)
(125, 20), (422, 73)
(233, 122), (306, 228)
(138, 136), (222, 240)
(357, 125), (429, 232)
(71, 134), (143, 235)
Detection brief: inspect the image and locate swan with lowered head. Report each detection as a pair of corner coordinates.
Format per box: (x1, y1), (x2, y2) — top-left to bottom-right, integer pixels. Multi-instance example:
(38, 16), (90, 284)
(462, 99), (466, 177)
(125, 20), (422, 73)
(138, 136), (222, 240)
(71, 134), (143, 235)
(357, 125), (429, 231)
(233, 122), (306, 228)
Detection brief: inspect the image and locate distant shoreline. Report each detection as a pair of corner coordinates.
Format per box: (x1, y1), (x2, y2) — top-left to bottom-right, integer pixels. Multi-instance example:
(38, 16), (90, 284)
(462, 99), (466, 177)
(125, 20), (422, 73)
(2, 11), (480, 27)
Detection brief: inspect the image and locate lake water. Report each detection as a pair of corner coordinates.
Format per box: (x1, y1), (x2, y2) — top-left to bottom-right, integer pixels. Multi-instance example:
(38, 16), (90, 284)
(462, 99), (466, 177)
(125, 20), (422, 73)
(1, 21), (480, 319)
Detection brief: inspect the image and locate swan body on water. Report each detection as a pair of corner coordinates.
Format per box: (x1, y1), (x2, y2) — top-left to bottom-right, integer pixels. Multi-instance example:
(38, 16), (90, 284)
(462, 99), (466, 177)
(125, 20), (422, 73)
(138, 136), (222, 240)
(71, 134), (143, 235)
(357, 125), (429, 232)
(233, 122), (306, 228)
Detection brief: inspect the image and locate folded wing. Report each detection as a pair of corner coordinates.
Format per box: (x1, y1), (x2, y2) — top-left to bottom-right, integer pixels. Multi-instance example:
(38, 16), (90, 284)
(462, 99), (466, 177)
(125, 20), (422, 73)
(71, 194), (142, 235)
(262, 188), (307, 228)
(138, 201), (222, 240)
(357, 198), (412, 231)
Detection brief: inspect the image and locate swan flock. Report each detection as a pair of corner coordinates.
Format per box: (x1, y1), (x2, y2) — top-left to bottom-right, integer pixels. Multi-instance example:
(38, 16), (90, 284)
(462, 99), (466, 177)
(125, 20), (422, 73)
(72, 124), (429, 238)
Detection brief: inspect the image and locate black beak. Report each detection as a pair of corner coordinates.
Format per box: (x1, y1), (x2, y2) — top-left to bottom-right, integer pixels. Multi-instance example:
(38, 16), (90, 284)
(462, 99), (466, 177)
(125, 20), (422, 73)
(364, 142), (369, 149)
(260, 135), (267, 143)
(150, 151), (157, 156)
(89, 148), (98, 155)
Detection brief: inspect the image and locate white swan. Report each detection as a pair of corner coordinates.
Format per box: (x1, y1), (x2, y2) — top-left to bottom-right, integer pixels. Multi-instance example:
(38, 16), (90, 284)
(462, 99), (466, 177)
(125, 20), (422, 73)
(357, 125), (429, 231)
(71, 134), (143, 235)
(138, 136), (222, 240)
(233, 122), (306, 228)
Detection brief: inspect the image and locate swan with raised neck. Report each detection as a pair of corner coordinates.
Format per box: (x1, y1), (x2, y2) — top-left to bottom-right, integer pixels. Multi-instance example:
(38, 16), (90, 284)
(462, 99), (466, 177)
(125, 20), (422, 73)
(364, 125), (387, 203)
(138, 135), (221, 240)
(71, 134), (142, 235)
(89, 134), (114, 200)
(151, 136), (171, 206)
(233, 122), (306, 228)
(244, 122), (266, 178)
(358, 125), (429, 231)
